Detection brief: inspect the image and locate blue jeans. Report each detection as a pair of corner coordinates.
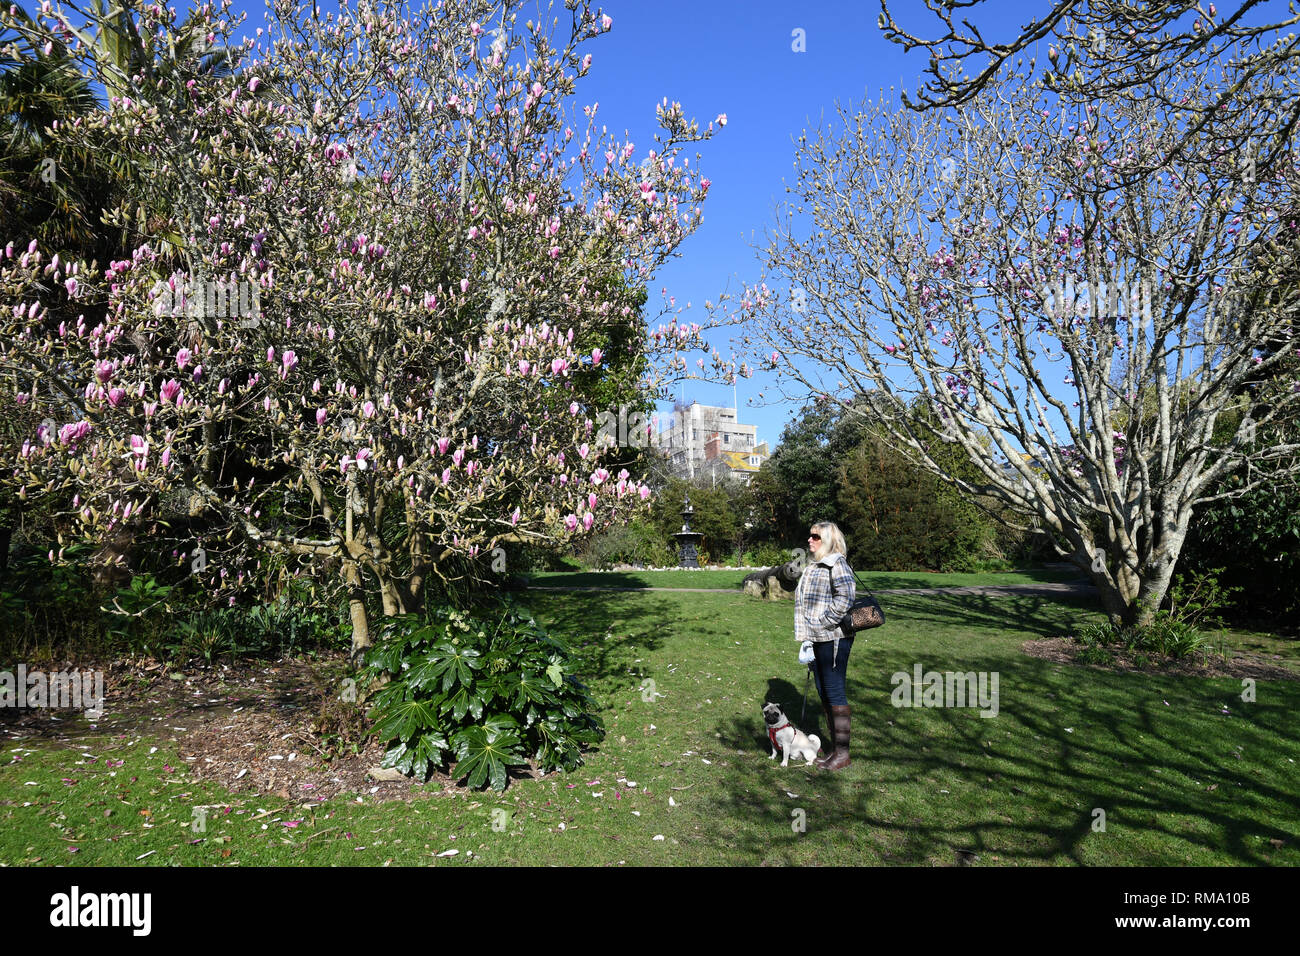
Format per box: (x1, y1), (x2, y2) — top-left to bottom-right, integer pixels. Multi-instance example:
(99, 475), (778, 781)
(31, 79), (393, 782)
(812, 637), (853, 706)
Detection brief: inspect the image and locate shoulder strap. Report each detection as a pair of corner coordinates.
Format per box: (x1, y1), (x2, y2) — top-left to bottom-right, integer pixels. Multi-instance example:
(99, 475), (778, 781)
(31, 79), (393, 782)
(850, 569), (874, 598)
(826, 561), (871, 598)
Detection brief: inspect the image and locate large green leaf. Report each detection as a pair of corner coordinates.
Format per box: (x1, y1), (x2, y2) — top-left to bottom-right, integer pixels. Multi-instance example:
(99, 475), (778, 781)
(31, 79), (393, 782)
(511, 669), (557, 710)
(370, 697), (439, 744)
(441, 684), (484, 723)
(452, 724), (525, 791)
(426, 642), (481, 692)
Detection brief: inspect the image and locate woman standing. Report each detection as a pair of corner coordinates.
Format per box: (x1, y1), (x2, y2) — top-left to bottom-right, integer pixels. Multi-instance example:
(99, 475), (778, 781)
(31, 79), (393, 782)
(794, 521), (856, 770)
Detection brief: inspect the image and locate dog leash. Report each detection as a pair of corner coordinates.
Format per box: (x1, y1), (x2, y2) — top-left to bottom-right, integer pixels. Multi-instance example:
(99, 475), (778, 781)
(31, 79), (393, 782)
(800, 663), (813, 723)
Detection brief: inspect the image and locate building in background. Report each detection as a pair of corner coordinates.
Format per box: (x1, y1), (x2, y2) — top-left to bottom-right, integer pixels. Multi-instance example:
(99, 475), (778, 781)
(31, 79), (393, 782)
(656, 402), (769, 483)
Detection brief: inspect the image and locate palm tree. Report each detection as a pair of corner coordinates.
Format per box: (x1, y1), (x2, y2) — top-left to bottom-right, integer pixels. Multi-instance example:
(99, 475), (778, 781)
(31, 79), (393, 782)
(0, 6), (110, 253)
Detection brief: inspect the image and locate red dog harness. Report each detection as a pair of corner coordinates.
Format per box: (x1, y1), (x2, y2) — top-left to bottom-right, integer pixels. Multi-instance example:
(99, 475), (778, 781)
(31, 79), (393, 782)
(768, 722), (791, 749)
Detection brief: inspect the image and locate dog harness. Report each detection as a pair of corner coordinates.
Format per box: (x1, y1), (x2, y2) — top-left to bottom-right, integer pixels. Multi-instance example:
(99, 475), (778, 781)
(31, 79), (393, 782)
(767, 722), (792, 750)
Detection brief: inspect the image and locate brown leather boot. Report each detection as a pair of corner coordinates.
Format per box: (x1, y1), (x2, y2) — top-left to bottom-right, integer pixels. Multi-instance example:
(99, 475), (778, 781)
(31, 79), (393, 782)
(820, 700), (835, 754)
(817, 706), (851, 770)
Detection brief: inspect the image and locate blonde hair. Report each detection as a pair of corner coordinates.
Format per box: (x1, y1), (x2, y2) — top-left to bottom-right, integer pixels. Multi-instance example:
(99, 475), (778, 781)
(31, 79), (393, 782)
(811, 521), (847, 558)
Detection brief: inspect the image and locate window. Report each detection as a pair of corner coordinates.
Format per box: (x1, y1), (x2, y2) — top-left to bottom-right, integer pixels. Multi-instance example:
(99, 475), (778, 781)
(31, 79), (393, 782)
(723, 433), (730, 444)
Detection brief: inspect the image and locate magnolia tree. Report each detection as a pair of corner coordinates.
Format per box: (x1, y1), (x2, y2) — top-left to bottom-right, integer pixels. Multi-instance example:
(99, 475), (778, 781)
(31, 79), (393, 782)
(0, 0), (731, 653)
(738, 57), (1300, 625)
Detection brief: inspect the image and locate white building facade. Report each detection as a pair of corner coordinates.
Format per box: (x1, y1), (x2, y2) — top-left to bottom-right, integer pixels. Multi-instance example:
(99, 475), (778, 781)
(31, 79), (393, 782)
(655, 403), (767, 482)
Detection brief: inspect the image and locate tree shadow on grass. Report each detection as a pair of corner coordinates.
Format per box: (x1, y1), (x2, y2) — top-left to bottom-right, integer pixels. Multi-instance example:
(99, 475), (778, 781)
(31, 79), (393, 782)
(699, 647), (1300, 866)
(520, 591), (682, 693)
(880, 591), (1103, 639)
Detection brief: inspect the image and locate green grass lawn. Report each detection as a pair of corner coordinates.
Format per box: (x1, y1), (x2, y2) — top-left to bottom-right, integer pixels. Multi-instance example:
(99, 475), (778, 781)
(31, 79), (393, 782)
(524, 566), (1088, 591)
(2, 588), (1296, 866)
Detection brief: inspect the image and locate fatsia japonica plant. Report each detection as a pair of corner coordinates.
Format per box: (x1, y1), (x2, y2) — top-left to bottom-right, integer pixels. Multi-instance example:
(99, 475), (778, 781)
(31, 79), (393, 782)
(1, 0), (734, 654)
(362, 600), (601, 790)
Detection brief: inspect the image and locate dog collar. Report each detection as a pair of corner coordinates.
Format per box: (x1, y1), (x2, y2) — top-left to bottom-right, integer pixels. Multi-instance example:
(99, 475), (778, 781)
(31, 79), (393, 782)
(767, 722), (792, 747)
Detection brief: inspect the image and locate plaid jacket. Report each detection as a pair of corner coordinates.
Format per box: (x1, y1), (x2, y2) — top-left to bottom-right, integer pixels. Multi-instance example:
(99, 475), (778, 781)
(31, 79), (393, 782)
(794, 553), (855, 643)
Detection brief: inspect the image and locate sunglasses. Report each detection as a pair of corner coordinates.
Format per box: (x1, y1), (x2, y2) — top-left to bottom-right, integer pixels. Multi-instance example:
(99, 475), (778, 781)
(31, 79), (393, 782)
(808, 533), (821, 541)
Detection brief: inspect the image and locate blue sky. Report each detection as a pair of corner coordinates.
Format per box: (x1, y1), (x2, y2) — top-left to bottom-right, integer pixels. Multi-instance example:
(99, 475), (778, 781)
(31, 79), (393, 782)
(565, 0), (958, 447)
(224, 0), (1032, 448)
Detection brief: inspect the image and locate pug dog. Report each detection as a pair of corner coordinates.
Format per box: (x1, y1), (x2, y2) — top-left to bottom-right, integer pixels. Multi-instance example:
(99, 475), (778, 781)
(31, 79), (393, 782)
(762, 702), (821, 767)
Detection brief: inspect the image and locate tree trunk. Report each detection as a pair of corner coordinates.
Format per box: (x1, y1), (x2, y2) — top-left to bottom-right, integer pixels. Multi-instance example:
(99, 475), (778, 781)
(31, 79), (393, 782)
(379, 576), (411, 617)
(344, 558), (371, 659)
(1085, 525), (1186, 628)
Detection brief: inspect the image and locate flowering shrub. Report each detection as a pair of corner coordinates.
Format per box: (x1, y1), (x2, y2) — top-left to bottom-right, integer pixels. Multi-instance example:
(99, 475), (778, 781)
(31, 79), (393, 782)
(0, 1), (736, 654)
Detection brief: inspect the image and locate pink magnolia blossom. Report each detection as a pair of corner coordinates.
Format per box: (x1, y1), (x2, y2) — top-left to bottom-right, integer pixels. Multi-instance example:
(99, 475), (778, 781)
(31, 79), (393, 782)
(107, 387), (126, 407)
(588, 492), (598, 509)
(452, 449), (464, 466)
(578, 443), (590, 459)
(362, 400), (375, 418)
(590, 347), (603, 366)
(639, 485), (652, 501)
(564, 514), (579, 532)
(176, 347), (192, 370)
(58, 421), (91, 445)
(437, 437), (450, 455)
(511, 507), (521, 526)
(94, 360), (115, 383)
(160, 379), (182, 403)
(518, 360), (531, 376)
(316, 408), (328, 426)
(582, 513), (594, 531)
(591, 467), (610, 484)
(569, 402), (580, 416)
